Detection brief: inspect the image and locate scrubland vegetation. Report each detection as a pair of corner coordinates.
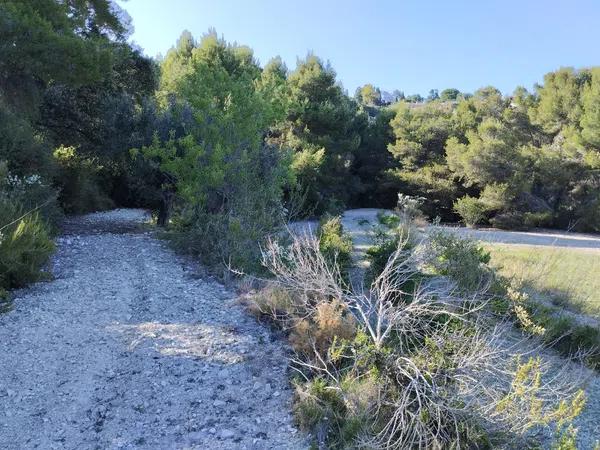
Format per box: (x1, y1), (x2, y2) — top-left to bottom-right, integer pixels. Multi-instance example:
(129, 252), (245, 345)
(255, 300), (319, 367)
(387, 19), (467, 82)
(246, 215), (591, 448)
(1, 1), (599, 448)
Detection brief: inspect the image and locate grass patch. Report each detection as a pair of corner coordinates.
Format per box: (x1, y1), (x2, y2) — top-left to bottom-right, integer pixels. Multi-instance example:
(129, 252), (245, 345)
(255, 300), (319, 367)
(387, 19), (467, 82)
(486, 244), (600, 319)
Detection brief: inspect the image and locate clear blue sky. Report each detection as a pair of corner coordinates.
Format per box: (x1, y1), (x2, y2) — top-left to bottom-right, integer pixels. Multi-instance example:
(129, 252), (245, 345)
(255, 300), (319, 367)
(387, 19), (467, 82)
(116, 0), (600, 96)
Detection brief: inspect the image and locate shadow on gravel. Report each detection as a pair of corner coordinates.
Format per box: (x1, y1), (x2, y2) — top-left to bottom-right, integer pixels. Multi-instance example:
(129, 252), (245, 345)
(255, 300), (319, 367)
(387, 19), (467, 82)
(61, 209), (153, 235)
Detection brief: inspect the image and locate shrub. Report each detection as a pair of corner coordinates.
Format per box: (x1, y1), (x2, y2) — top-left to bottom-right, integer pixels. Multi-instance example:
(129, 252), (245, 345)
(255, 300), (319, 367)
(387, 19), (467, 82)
(1, 163), (62, 232)
(259, 231), (584, 448)
(366, 235), (401, 281)
(289, 299), (356, 355)
(573, 195), (600, 233)
(0, 101), (55, 178)
(376, 211), (401, 229)
(0, 199), (55, 294)
(294, 372), (379, 448)
(396, 193), (424, 221)
(294, 377), (347, 441)
(322, 196), (346, 217)
(479, 182), (513, 212)
(543, 316), (600, 369)
(317, 215), (353, 278)
(366, 216), (414, 283)
(490, 211), (526, 229)
(247, 285), (298, 322)
(422, 229), (492, 292)
(453, 195), (487, 227)
(53, 146), (114, 214)
(168, 203), (283, 274)
(523, 211), (553, 228)
(138, 135), (289, 274)
(511, 298), (600, 370)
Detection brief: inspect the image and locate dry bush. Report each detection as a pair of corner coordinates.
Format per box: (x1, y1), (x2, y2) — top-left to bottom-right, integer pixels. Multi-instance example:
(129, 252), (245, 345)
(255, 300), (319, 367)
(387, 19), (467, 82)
(246, 284), (298, 322)
(258, 230), (588, 449)
(290, 299), (356, 354)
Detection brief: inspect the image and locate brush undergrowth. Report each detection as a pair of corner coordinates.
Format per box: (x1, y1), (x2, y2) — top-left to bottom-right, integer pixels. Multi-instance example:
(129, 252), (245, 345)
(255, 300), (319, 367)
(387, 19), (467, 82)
(244, 216), (588, 449)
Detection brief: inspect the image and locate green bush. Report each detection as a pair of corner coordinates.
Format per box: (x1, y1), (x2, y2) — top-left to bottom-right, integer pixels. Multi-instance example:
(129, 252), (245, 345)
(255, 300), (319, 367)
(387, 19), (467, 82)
(376, 211), (401, 229)
(294, 373), (378, 449)
(366, 219), (414, 281)
(523, 211), (553, 229)
(366, 234), (401, 280)
(573, 195), (600, 233)
(168, 199), (284, 275)
(317, 215), (353, 277)
(260, 228), (586, 448)
(364, 215), (421, 292)
(0, 199), (55, 294)
(425, 230), (492, 292)
(541, 314), (600, 369)
(490, 211), (525, 229)
(322, 196), (346, 217)
(142, 138), (289, 274)
(1, 163), (62, 232)
(453, 195), (488, 227)
(514, 301), (600, 370)
(0, 101), (55, 178)
(53, 146), (114, 214)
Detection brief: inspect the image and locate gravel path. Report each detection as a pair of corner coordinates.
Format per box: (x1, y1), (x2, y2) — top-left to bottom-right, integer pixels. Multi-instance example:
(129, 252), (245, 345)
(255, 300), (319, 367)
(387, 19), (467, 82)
(434, 225), (600, 251)
(340, 208), (600, 251)
(0, 209), (306, 450)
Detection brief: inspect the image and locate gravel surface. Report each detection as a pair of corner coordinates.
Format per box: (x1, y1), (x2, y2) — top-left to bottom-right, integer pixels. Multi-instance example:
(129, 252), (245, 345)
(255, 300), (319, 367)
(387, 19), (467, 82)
(0, 209), (306, 450)
(293, 208), (600, 252)
(434, 224), (600, 251)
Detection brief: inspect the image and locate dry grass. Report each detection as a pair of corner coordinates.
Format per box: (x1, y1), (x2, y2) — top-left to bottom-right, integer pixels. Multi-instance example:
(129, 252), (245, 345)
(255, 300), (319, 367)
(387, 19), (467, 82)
(485, 244), (600, 319)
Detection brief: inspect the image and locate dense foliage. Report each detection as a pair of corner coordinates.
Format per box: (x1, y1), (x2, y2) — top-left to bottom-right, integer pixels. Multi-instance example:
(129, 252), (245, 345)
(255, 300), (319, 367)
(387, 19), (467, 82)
(136, 31), (291, 270)
(317, 215), (353, 277)
(2, 0), (599, 281)
(388, 77), (600, 231)
(0, 0), (159, 294)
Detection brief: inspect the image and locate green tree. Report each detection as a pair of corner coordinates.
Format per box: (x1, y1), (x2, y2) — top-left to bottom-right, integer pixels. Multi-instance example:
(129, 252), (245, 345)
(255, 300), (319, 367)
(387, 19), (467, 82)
(580, 68), (600, 149)
(1, 0), (157, 213)
(387, 101), (463, 218)
(427, 89), (439, 101)
(532, 68), (588, 134)
(0, 0), (126, 115)
(392, 89), (405, 102)
(446, 117), (525, 187)
(352, 108), (396, 206)
(388, 101), (456, 169)
(355, 84), (382, 106)
(440, 88), (461, 101)
(277, 54), (362, 214)
(405, 93), (424, 103)
(139, 31), (291, 269)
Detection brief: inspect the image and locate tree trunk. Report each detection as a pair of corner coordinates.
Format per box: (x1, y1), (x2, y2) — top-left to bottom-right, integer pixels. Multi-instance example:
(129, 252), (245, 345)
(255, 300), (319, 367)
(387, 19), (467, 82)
(157, 190), (173, 227)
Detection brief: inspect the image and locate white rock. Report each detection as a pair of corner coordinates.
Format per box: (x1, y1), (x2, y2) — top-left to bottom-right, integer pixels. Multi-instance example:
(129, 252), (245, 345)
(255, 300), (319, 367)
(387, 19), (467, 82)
(220, 429), (235, 439)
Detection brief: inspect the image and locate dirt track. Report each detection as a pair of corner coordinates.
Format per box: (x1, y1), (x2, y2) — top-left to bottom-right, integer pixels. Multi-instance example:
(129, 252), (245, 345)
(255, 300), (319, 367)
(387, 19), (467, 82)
(0, 210), (305, 450)
(340, 208), (600, 250)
